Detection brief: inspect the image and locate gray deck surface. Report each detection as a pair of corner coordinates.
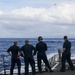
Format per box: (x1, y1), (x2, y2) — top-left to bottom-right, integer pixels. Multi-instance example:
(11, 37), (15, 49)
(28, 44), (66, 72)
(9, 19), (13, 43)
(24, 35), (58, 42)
(36, 70), (75, 75)
(21, 70), (75, 75)
(1, 70), (74, 75)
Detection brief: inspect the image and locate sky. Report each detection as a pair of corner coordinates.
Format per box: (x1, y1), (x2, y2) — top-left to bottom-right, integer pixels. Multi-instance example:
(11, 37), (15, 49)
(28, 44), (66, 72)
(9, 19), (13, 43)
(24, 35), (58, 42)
(0, 0), (75, 38)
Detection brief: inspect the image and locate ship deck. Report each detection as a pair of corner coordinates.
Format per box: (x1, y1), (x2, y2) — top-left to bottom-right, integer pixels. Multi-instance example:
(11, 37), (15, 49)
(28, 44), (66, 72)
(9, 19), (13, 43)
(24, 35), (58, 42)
(0, 70), (75, 75)
(35, 70), (75, 75)
(0, 52), (75, 75)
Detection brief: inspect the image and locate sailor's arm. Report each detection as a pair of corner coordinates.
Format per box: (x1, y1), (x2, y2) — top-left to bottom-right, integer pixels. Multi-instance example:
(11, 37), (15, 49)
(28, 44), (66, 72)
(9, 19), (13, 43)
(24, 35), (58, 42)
(36, 44), (38, 51)
(62, 42), (66, 54)
(18, 47), (23, 57)
(31, 45), (36, 56)
(18, 51), (22, 57)
(7, 47), (12, 56)
(62, 48), (66, 54)
(44, 43), (47, 51)
(7, 52), (12, 56)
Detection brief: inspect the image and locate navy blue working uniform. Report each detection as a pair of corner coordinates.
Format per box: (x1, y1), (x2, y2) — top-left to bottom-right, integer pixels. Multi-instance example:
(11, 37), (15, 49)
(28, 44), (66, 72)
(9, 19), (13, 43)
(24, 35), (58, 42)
(61, 40), (74, 71)
(36, 41), (53, 72)
(7, 45), (21, 75)
(21, 43), (36, 75)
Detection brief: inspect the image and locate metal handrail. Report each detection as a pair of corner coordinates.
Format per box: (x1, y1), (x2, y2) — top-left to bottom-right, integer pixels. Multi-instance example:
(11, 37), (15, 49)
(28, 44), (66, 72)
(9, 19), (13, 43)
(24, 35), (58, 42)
(48, 49), (62, 70)
(0, 55), (7, 74)
(58, 49), (62, 69)
(0, 51), (62, 74)
(0, 55), (47, 74)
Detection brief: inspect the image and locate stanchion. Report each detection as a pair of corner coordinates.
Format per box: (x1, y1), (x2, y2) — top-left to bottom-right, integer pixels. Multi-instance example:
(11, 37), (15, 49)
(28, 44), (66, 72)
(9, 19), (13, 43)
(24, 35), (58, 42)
(1, 55), (6, 75)
(58, 49), (62, 69)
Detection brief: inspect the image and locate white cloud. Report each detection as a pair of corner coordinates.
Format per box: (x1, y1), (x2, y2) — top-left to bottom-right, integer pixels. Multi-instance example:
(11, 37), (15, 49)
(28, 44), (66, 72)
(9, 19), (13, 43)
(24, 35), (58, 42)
(0, 2), (75, 38)
(8, 3), (75, 24)
(0, 11), (3, 15)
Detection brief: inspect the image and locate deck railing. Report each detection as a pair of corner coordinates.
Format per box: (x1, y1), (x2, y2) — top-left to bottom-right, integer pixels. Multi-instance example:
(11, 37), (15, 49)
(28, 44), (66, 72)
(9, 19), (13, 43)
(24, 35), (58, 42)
(0, 49), (62, 74)
(0, 55), (47, 74)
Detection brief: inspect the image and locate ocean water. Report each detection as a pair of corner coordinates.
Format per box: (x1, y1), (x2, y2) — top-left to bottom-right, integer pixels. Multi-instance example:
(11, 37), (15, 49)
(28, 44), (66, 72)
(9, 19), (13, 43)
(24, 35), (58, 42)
(0, 38), (75, 71)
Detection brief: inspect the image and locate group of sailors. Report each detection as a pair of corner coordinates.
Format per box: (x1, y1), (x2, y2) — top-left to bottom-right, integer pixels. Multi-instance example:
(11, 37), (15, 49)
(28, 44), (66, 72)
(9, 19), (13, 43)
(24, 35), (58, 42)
(7, 36), (75, 75)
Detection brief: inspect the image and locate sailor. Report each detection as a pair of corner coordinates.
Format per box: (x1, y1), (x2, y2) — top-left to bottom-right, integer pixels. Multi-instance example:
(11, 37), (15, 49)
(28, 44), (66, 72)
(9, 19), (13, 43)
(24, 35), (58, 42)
(60, 36), (74, 72)
(21, 39), (36, 75)
(7, 40), (21, 75)
(36, 36), (53, 73)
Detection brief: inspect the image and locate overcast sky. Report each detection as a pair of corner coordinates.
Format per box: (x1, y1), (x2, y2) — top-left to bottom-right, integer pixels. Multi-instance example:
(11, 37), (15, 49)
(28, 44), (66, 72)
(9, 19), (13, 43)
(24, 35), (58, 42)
(0, 0), (75, 38)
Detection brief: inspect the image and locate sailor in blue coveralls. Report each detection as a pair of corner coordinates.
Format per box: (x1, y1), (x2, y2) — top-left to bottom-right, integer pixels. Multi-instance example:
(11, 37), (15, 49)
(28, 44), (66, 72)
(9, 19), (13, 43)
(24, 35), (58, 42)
(21, 39), (36, 75)
(61, 36), (74, 72)
(36, 36), (53, 73)
(7, 40), (21, 75)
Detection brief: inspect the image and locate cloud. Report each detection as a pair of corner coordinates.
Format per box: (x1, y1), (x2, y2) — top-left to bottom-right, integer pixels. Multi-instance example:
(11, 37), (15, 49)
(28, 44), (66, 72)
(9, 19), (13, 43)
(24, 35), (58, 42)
(9, 3), (75, 24)
(0, 11), (3, 15)
(0, 2), (75, 38)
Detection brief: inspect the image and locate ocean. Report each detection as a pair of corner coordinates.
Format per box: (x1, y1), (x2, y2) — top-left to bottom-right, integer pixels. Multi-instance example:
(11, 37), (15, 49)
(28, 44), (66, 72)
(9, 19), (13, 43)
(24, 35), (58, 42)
(0, 38), (75, 72)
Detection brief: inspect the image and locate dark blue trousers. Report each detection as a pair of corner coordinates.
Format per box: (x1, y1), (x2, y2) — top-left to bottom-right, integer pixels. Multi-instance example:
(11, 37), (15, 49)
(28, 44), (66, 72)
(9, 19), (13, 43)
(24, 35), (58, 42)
(24, 57), (35, 75)
(61, 53), (74, 71)
(37, 53), (51, 72)
(10, 57), (21, 75)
